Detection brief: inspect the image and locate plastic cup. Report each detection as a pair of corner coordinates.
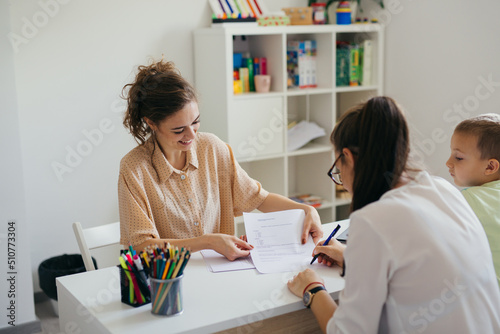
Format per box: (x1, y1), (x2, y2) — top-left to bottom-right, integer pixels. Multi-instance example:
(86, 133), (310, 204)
(254, 74), (271, 93)
(150, 275), (183, 316)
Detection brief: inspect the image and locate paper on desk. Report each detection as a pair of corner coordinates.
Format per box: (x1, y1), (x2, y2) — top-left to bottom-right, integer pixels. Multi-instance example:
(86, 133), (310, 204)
(201, 250), (255, 272)
(287, 120), (326, 151)
(244, 209), (315, 274)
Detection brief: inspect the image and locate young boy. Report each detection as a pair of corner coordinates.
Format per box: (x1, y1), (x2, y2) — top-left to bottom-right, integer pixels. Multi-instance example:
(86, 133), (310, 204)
(446, 113), (500, 287)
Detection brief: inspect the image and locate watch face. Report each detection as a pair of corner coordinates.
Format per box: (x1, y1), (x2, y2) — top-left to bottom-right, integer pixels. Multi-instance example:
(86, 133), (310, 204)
(303, 291), (312, 307)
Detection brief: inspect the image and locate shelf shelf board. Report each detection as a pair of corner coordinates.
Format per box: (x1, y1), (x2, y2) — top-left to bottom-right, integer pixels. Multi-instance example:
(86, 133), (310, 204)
(233, 91), (284, 100)
(237, 152), (285, 163)
(315, 200), (333, 210)
(335, 24), (382, 33)
(286, 87), (333, 96)
(334, 197), (352, 206)
(197, 24), (383, 36)
(335, 85), (379, 93)
(287, 143), (332, 157)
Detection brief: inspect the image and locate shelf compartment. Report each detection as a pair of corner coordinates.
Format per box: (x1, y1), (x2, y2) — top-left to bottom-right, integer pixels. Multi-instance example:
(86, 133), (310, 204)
(286, 32), (334, 91)
(229, 97), (285, 161)
(287, 152), (334, 204)
(287, 93), (334, 148)
(287, 142), (332, 156)
(336, 30), (382, 88)
(233, 34), (284, 93)
(240, 158), (285, 195)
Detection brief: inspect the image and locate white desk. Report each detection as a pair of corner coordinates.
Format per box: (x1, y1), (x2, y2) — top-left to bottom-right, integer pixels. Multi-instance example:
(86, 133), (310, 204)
(56, 220), (348, 334)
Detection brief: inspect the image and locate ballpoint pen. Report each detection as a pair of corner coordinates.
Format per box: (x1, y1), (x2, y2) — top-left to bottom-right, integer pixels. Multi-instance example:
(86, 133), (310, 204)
(310, 224), (341, 265)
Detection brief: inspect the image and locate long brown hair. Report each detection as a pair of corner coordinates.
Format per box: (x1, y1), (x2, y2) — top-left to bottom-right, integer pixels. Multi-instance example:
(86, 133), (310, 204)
(122, 59), (198, 145)
(331, 96), (410, 212)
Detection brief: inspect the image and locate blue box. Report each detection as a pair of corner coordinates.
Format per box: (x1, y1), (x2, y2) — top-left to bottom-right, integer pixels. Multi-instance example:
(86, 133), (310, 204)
(233, 53), (243, 69)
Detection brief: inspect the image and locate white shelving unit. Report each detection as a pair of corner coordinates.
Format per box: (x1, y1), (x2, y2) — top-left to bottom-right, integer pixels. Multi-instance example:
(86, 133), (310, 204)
(194, 24), (384, 232)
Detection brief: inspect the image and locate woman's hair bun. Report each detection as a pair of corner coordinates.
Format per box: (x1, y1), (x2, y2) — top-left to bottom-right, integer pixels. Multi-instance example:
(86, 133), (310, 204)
(122, 59), (197, 145)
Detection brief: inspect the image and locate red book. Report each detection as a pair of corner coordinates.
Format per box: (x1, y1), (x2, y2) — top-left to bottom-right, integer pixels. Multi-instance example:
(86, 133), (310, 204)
(260, 57), (267, 75)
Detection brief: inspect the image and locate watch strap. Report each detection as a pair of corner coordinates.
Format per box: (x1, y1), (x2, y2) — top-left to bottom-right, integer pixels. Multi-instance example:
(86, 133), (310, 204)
(308, 286), (326, 295)
(304, 285), (326, 308)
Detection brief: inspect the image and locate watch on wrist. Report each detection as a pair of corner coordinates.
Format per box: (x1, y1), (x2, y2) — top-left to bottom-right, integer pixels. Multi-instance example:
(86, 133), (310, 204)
(303, 286), (326, 308)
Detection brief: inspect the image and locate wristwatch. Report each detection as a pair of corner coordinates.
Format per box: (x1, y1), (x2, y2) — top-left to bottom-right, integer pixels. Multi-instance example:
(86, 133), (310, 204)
(303, 286), (326, 308)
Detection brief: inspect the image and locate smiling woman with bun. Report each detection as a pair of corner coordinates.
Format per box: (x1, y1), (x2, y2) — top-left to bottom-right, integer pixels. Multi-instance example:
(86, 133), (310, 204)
(118, 59), (323, 260)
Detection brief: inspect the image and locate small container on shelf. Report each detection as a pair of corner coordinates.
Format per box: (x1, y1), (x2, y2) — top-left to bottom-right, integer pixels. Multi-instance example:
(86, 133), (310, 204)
(312, 3), (326, 25)
(282, 7), (313, 25)
(254, 75), (271, 93)
(336, 1), (352, 25)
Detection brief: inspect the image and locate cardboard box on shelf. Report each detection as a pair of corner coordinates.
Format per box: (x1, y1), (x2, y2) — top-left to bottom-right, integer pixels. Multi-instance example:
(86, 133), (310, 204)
(282, 7), (313, 25)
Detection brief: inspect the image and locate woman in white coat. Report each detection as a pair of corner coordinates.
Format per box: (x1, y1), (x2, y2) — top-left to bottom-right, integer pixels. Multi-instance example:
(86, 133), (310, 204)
(287, 96), (500, 333)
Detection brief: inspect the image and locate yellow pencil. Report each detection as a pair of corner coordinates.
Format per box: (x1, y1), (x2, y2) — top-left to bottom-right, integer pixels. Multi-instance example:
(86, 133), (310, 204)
(141, 251), (149, 268)
(171, 250), (187, 278)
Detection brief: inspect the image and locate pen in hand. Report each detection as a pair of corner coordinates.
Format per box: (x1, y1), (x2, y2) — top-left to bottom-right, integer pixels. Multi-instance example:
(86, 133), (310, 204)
(310, 224), (341, 265)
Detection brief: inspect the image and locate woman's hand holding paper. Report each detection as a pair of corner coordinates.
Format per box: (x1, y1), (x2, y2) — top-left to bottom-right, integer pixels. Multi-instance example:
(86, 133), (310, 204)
(205, 233), (254, 261)
(301, 206), (323, 245)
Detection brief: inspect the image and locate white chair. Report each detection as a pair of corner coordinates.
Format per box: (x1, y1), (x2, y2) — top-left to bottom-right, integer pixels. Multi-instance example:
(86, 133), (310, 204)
(72, 221), (121, 271)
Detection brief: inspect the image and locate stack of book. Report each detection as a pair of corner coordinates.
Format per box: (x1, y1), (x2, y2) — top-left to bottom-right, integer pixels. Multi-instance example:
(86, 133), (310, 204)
(233, 53), (267, 94)
(287, 40), (317, 89)
(336, 39), (373, 87)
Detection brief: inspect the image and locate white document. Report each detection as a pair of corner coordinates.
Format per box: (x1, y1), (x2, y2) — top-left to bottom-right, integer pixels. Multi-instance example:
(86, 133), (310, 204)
(201, 250), (255, 273)
(287, 121), (326, 151)
(362, 40), (373, 86)
(244, 209), (315, 274)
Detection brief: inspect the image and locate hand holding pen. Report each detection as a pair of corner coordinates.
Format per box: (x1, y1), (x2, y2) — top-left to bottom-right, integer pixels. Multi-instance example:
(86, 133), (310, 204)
(310, 224), (343, 265)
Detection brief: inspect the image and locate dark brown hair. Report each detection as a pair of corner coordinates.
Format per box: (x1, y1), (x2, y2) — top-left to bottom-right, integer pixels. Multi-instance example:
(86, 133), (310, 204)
(122, 59), (198, 145)
(331, 96), (410, 212)
(454, 113), (500, 161)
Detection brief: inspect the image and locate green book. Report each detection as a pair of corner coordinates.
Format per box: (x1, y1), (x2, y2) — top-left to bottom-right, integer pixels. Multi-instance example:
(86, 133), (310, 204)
(239, 67), (249, 92)
(349, 44), (360, 86)
(336, 43), (350, 87)
(246, 58), (255, 92)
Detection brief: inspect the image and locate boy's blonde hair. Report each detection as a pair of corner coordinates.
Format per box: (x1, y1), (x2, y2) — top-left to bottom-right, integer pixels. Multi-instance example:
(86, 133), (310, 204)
(455, 113), (500, 161)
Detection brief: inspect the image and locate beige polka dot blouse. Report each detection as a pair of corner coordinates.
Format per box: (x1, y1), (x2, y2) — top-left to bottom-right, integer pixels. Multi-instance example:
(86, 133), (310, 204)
(118, 132), (269, 246)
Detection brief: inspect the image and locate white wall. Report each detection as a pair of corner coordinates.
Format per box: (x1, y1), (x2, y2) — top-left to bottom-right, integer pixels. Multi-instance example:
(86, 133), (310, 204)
(0, 0), (37, 329)
(6, 0), (301, 294)
(274, 0), (500, 180)
(8, 0), (212, 291)
(382, 0), (500, 180)
(5, 0), (500, 297)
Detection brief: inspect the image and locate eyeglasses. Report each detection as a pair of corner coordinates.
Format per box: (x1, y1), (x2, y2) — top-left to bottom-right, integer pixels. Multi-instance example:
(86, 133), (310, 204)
(327, 153), (344, 185)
